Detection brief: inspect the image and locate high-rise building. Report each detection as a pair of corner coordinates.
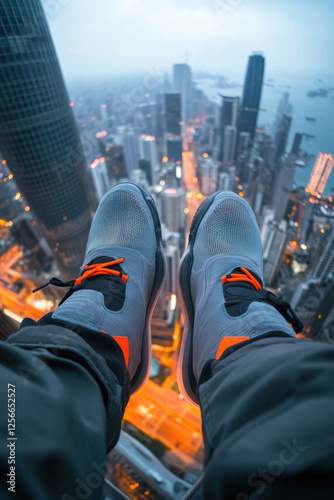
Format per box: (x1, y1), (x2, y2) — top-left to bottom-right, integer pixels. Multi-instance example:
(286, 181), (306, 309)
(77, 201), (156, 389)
(219, 95), (239, 162)
(160, 188), (185, 233)
(165, 242), (180, 295)
(104, 144), (127, 181)
(0, 0), (93, 278)
(290, 277), (321, 331)
(219, 172), (231, 191)
(270, 154), (296, 222)
(222, 126), (237, 166)
(239, 53), (265, 138)
(166, 140), (182, 163)
(140, 103), (155, 136)
(199, 158), (219, 196)
(90, 158), (109, 201)
(165, 94), (182, 138)
(306, 153), (334, 196)
(138, 135), (158, 185)
(138, 160), (152, 186)
(253, 183), (265, 215)
(291, 133), (303, 156)
(117, 127), (139, 178)
(154, 94), (165, 160)
(272, 93), (292, 163)
(173, 63), (192, 125)
(262, 218), (288, 286)
(0, 161), (22, 223)
(314, 230), (334, 282)
(238, 132), (251, 155)
(163, 162), (179, 189)
(270, 132), (303, 223)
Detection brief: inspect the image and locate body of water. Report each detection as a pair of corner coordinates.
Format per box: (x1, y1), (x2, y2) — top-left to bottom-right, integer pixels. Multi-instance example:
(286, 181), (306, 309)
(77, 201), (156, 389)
(195, 73), (334, 195)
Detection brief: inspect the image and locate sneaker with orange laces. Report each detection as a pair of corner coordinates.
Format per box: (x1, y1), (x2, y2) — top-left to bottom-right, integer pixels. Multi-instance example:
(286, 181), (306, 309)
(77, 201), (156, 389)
(177, 191), (303, 408)
(36, 183), (166, 394)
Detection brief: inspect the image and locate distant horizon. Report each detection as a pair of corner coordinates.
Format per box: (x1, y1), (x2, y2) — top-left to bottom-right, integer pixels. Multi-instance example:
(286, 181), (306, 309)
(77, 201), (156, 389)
(43, 0), (334, 80)
(63, 69), (334, 87)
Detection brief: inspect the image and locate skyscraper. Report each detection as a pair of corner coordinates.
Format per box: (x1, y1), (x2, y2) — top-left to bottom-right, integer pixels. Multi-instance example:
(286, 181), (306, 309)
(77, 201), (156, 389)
(160, 188), (185, 233)
(270, 154), (296, 222)
(261, 216), (288, 286)
(0, 0), (93, 278)
(166, 140), (182, 165)
(117, 127), (139, 178)
(306, 153), (334, 196)
(271, 133), (303, 222)
(173, 63), (192, 125)
(165, 94), (182, 137)
(90, 158), (109, 201)
(314, 230), (334, 282)
(219, 95), (239, 162)
(138, 135), (158, 185)
(222, 126), (237, 166)
(104, 144), (127, 181)
(272, 93), (292, 163)
(164, 94), (183, 185)
(239, 53), (265, 138)
(199, 158), (219, 196)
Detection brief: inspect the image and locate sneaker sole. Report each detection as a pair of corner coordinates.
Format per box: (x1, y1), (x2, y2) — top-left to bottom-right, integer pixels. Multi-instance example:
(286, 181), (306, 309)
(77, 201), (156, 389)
(177, 191), (248, 407)
(114, 183), (166, 395)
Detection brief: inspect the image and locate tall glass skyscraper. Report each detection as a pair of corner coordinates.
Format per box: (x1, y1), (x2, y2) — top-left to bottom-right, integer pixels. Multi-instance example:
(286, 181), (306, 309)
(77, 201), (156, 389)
(0, 0), (93, 278)
(173, 63), (192, 126)
(218, 95), (239, 162)
(239, 53), (265, 138)
(165, 94), (182, 137)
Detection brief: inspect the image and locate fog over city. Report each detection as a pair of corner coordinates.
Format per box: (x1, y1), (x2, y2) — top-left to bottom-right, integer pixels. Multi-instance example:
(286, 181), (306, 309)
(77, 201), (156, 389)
(43, 0), (334, 79)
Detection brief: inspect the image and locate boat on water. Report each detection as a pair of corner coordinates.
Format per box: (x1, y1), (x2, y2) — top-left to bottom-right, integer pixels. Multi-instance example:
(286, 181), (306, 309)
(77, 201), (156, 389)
(304, 133), (316, 140)
(305, 116), (316, 122)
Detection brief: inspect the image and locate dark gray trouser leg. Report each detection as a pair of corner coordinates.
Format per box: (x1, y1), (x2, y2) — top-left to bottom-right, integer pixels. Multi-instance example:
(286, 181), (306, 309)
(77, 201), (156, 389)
(198, 336), (334, 500)
(1, 324), (129, 500)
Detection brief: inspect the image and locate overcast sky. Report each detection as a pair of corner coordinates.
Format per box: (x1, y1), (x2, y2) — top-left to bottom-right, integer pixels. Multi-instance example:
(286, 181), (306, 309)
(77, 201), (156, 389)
(43, 0), (334, 80)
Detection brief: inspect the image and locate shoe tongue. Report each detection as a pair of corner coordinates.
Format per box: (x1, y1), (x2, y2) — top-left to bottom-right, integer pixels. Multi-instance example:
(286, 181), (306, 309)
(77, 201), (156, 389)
(84, 256), (126, 312)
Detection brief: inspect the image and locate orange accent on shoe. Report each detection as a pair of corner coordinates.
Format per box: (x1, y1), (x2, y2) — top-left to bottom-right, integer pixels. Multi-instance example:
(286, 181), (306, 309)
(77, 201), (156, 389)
(101, 330), (130, 368)
(215, 336), (250, 359)
(296, 333), (311, 340)
(221, 267), (262, 291)
(75, 259), (128, 286)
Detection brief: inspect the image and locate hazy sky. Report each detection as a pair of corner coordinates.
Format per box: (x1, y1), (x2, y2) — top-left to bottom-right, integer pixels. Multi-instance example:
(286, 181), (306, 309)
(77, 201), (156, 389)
(43, 0), (334, 80)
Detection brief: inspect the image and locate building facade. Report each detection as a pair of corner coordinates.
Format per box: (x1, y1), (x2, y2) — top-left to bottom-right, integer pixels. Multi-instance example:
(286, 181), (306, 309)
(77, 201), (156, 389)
(306, 153), (334, 196)
(239, 53), (265, 138)
(0, 0), (93, 278)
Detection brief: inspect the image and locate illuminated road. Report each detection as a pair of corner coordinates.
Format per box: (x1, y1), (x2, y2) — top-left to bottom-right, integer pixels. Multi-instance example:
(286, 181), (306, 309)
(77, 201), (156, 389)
(124, 378), (204, 467)
(182, 149), (207, 240)
(0, 245), (54, 322)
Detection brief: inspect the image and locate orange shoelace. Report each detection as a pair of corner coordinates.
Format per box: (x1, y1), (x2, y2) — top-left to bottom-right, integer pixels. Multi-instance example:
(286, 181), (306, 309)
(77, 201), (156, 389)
(75, 259), (128, 286)
(221, 266), (262, 291)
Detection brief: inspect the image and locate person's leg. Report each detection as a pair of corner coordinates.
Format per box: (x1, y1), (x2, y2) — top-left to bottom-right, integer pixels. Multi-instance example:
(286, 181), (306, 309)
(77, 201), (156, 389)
(1, 322), (128, 500)
(177, 191), (334, 499)
(0, 183), (165, 500)
(199, 336), (334, 500)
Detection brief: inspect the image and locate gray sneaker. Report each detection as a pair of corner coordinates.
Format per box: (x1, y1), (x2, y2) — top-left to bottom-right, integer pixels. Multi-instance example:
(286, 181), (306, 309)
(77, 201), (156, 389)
(51, 182), (166, 394)
(177, 191), (302, 407)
